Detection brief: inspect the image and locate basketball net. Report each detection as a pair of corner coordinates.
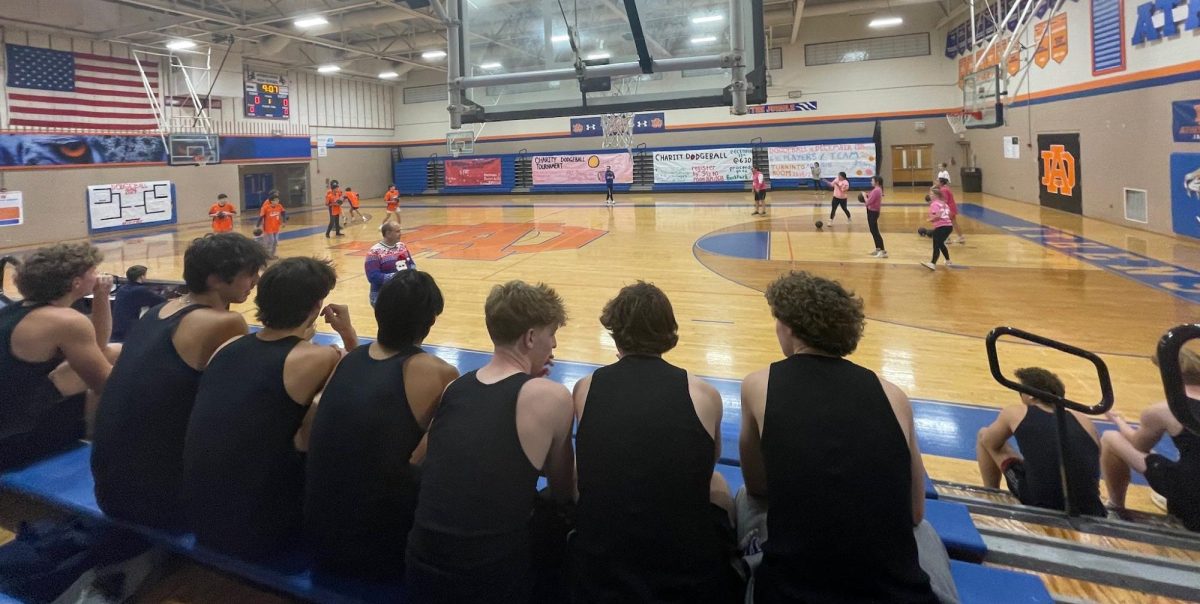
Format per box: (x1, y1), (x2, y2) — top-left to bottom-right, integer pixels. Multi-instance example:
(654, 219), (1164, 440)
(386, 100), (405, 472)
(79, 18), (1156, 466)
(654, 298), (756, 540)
(945, 111), (982, 136)
(601, 76), (640, 151)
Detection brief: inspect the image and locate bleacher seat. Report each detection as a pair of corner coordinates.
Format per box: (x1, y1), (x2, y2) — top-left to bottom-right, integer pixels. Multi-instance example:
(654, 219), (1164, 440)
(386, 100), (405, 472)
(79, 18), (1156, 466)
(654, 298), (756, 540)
(2, 448), (1039, 604)
(0, 445), (403, 604)
(949, 560), (1053, 603)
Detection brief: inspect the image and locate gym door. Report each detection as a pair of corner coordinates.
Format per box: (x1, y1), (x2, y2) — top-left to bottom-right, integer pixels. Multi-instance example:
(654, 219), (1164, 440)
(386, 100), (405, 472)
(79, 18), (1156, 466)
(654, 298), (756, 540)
(891, 145), (934, 187)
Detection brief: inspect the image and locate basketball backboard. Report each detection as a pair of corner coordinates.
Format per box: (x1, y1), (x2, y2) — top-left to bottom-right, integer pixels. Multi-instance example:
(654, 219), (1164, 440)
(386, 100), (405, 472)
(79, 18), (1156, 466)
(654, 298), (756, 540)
(963, 65), (1005, 129)
(167, 133), (220, 166)
(451, 0), (766, 123)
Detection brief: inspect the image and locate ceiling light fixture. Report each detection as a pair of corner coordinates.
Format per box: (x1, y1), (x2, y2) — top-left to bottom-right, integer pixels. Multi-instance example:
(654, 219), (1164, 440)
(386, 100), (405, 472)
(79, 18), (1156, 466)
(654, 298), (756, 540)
(551, 34), (569, 43)
(317, 64), (341, 73)
(691, 36), (718, 44)
(692, 14), (724, 24)
(165, 39), (196, 50)
(868, 16), (903, 28)
(294, 16), (329, 28)
(422, 49), (447, 59)
(586, 52), (610, 60)
(379, 71), (400, 79)
(479, 61), (502, 69)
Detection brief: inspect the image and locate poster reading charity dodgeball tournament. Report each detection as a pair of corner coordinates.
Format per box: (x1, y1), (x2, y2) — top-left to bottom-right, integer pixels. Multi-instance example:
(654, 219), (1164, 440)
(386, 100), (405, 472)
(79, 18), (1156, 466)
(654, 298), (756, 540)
(653, 148), (754, 183)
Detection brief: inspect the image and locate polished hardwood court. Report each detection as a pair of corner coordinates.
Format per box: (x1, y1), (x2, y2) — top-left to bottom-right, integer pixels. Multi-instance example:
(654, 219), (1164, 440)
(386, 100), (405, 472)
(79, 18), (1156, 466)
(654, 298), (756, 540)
(2, 187), (1196, 602)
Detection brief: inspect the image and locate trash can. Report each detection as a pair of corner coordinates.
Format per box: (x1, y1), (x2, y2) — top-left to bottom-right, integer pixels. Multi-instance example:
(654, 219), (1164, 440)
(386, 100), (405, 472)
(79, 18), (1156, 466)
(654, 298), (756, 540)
(960, 167), (982, 193)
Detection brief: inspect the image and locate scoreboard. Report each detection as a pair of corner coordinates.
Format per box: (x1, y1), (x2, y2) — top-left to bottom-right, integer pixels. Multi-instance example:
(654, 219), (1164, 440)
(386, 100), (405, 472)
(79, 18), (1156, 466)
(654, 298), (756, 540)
(245, 71), (289, 119)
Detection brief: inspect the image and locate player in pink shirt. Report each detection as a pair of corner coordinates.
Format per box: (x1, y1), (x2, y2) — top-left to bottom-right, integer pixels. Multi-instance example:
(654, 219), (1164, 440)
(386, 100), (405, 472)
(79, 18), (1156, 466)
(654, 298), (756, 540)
(865, 176), (886, 258)
(826, 172), (851, 223)
(751, 166), (769, 216)
(938, 178), (965, 244)
(921, 189), (954, 271)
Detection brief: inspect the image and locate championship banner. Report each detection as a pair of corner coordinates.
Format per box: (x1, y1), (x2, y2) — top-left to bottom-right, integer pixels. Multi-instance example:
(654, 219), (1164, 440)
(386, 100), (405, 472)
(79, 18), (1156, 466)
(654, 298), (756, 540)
(87, 180), (175, 233)
(1050, 14), (1069, 64)
(653, 148), (753, 184)
(1174, 100), (1200, 143)
(1170, 153), (1200, 238)
(767, 143), (877, 179)
(532, 152), (633, 185)
(1037, 133), (1083, 214)
(0, 190), (22, 227)
(445, 157), (502, 187)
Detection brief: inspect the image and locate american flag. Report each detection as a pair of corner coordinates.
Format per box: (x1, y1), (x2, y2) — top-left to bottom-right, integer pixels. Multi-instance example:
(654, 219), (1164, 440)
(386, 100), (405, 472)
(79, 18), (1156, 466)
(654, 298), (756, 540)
(5, 44), (159, 130)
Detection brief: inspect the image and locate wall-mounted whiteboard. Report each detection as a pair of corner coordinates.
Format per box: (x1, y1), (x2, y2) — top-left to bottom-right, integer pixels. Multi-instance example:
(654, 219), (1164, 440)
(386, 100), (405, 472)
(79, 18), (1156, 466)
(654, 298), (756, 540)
(87, 180), (176, 234)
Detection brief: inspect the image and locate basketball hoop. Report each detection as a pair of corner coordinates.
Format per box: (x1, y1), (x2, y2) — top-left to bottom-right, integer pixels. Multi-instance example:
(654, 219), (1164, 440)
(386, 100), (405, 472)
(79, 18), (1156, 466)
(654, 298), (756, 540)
(946, 110), (982, 136)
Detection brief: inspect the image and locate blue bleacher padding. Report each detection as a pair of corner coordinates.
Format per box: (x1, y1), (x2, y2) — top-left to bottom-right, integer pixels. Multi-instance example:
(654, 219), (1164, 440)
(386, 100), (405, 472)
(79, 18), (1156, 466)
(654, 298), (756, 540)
(0, 446), (1047, 604)
(0, 593), (23, 604)
(949, 560), (1054, 603)
(926, 474), (939, 499)
(0, 445), (403, 604)
(925, 499), (988, 562)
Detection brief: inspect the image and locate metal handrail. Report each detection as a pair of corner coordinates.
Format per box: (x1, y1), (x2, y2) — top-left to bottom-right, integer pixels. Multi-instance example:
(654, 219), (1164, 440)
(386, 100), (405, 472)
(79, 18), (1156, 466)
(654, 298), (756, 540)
(1157, 324), (1200, 436)
(986, 327), (1114, 414)
(985, 326), (1114, 517)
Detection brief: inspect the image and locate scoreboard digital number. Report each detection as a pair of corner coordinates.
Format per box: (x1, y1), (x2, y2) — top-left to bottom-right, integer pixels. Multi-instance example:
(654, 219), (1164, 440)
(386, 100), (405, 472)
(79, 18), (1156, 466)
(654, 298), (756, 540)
(245, 76), (289, 119)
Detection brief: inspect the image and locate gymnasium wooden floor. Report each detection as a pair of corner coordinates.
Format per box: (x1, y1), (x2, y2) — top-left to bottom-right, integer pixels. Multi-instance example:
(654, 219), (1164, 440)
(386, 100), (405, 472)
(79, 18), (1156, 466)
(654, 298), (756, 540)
(3, 186), (1197, 602)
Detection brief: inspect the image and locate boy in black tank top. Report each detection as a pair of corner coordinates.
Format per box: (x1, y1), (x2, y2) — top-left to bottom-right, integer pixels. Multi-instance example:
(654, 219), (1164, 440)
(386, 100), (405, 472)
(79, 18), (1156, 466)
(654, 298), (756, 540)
(305, 270), (459, 577)
(184, 257), (358, 559)
(737, 271), (956, 604)
(406, 280), (575, 603)
(92, 234), (268, 530)
(0, 244), (118, 471)
(571, 282), (743, 603)
(977, 367), (1104, 515)
(1102, 350), (1200, 529)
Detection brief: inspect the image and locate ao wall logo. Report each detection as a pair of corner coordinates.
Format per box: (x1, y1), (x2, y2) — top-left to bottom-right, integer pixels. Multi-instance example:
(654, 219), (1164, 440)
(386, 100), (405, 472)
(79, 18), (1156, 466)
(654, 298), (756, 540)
(1131, 0), (1200, 44)
(1041, 145), (1077, 196)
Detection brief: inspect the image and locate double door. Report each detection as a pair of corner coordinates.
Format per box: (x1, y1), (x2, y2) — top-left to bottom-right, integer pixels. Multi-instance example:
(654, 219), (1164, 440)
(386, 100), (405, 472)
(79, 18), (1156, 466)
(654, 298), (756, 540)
(891, 144), (935, 186)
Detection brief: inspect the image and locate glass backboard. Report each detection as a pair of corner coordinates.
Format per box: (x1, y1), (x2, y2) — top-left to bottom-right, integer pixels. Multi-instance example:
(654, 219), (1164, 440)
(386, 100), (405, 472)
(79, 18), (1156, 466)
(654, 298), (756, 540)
(455, 0), (766, 123)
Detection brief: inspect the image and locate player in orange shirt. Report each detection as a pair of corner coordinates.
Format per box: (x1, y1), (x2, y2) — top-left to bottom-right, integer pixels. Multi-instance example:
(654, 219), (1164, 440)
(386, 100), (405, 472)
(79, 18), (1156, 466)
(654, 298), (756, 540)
(344, 187), (365, 225)
(383, 185), (400, 226)
(325, 182), (344, 238)
(208, 194), (236, 233)
(256, 192), (287, 257)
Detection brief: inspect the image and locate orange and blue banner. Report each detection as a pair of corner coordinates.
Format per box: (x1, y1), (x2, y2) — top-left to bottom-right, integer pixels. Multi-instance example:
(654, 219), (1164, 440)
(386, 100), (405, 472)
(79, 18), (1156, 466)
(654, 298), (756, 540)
(1174, 100), (1200, 142)
(569, 117), (602, 137)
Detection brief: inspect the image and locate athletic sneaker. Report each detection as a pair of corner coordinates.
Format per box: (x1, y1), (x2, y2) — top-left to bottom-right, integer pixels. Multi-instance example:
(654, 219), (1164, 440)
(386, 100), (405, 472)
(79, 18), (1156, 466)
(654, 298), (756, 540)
(869, 250), (881, 256)
(877, 250), (888, 258)
(920, 262), (936, 271)
(945, 260), (954, 267)
(956, 236), (966, 244)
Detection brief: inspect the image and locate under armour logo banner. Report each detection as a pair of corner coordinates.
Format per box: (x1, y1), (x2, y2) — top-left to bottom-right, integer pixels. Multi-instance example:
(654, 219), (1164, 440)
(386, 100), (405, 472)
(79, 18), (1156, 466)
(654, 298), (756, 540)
(569, 117), (603, 137)
(633, 112), (665, 134)
(1038, 133), (1083, 214)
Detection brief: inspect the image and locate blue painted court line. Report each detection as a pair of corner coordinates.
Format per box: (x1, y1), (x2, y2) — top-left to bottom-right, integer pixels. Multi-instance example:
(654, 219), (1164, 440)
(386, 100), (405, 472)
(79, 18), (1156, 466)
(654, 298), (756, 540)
(695, 231), (770, 259)
(307, 332), (1172, 484)
(962, 204), (1200, 304)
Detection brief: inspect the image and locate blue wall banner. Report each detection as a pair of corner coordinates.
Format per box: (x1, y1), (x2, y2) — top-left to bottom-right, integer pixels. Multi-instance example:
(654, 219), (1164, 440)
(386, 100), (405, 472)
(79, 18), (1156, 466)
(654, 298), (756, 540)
(1170, 153), (1200, 239)
(0, 133), (311, 168)
(633, 112), (665, 134)
(569, 117), (602, 137)
(1174, 101), (1200, 142)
